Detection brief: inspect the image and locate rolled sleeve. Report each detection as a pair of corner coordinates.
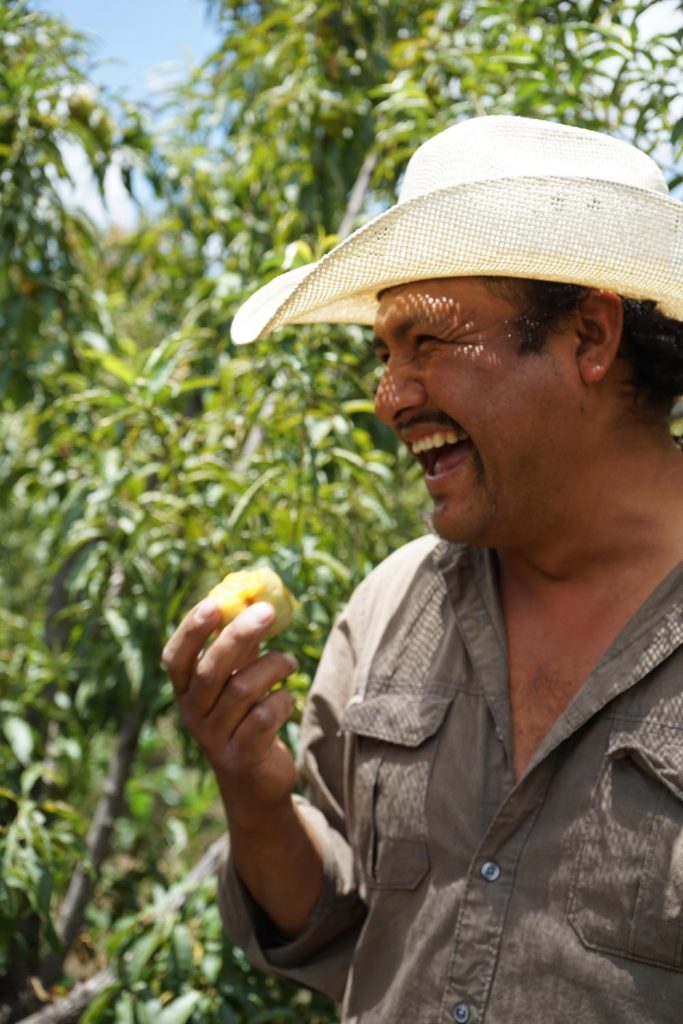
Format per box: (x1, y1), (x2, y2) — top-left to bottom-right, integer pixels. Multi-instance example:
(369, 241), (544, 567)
(218, 797), (367, 1001)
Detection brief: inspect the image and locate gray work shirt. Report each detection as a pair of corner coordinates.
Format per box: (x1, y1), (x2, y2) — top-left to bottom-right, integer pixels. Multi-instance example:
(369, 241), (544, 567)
(219, 535), (683, 1023)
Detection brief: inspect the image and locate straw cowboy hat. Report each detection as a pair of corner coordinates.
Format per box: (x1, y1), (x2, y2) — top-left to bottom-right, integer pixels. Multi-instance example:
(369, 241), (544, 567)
(230, 115), (683, 345)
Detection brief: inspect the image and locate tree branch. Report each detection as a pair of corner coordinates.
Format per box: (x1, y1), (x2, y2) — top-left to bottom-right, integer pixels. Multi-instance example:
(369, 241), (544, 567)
(17, 838), (226, 1024)
(38, 713), (142, 990)
(14, 968), (118, 1024)
(337, 150), (378, 241)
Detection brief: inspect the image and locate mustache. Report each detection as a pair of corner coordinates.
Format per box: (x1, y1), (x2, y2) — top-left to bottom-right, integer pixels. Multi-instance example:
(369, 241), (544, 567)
(397, 412), (464, 436)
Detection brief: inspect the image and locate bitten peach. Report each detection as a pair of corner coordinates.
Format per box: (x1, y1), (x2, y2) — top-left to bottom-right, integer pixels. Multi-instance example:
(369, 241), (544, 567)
(208, 567), (298, 639)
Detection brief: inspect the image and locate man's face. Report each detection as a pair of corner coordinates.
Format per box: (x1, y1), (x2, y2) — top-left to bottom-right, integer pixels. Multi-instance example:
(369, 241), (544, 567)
(373, 276), (588, 548)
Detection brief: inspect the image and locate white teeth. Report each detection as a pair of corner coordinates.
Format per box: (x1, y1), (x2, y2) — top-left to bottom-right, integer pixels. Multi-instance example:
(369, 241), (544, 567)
(410, 428), (468, 454)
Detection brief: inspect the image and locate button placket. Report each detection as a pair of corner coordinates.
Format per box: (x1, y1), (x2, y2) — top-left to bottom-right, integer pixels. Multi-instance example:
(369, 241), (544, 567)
(439, 768), (554, 1024)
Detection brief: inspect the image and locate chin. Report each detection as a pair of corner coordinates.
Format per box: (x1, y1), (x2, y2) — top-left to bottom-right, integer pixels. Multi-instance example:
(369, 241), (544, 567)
(427, 498), (501, 548)
(429, 510), (481, 546)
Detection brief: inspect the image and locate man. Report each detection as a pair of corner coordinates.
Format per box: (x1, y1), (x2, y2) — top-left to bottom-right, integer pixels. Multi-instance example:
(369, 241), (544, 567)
(162, 116), (683, 1023)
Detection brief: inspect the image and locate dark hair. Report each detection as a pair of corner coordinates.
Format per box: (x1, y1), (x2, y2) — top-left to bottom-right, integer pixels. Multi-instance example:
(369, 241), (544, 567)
(485, 277), (683, 413)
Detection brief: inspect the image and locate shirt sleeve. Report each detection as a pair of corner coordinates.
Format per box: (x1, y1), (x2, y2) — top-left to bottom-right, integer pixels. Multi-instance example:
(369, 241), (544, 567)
(217, 587), (369, 1001)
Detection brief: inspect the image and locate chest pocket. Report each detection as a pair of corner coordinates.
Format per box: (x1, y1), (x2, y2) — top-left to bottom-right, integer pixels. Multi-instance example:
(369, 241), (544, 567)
(568, 719), (683, 971)
(341, 688), (453, 893)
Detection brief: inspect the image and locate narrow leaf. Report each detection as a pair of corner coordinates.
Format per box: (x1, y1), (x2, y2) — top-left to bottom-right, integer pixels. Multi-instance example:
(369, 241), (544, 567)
(104, 608), (144, 695)
(79, 983), (123, 1023)
(157, 991), (202, 1024)
(3, 716), (34, 765)
(121, 925), (166, 983)
(226, 467), (281, 530)
(672, 115), (683, 147)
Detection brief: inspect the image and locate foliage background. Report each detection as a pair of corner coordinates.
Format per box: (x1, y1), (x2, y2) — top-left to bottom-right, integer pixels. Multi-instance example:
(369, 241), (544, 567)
(1, 0), (682, 1021)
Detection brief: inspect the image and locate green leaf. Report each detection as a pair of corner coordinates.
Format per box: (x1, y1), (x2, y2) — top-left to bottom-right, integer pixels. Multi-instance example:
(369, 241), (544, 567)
(157, 991), (202, 1024)
(226, 467), (281, 531)
(113, 992), (135, 1024)
(177, 376), (218, 394)
(121, 925), (167, 984)
(79, 983), (123, 1023)
(21, 762), (49, 797)
(3, 716), (34, 765)
(104, 608), (144, 696)
(304, 549), (352, 583)
(134, 997), (163, 1024)
(169, 923), (194, 982)
(341, 399), (376, 415)
(82, 349), (137, 386)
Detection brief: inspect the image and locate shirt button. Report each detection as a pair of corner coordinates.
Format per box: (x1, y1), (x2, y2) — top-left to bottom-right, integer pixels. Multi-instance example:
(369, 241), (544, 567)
(480, 860), (501, 882)
(452, 1003), (471, 1023)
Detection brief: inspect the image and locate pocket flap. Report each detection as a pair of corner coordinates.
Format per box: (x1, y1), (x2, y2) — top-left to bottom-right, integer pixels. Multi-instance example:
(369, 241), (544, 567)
(341, 690), (453, 747)
(608, 720), (683, 803)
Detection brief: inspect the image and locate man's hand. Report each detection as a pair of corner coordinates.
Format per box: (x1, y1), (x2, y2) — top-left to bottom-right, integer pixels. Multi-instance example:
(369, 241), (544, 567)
(162, 597), (298, 828)
(162, 595), (323, 935)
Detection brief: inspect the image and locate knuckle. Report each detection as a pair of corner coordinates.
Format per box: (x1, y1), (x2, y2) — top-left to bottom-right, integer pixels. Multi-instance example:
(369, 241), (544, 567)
(276, 652), (296, 678)
(230, 612), (268, 643)
(262, 649), (285, 670)
(258, 652), (290, 685)
(250, 701), (275, 730)
(228, 672), (251, 702)
(188, 613), (210, 636)
(193, 657), (213, 688)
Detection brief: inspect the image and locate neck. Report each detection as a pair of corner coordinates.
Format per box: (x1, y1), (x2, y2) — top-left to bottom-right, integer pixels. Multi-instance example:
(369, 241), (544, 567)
(496, 433), (683, 589)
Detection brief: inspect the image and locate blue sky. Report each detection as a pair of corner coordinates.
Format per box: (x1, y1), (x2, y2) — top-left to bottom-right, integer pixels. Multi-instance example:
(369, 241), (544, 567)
(42, 0), (222, 101)
(42, 0), (223, 226)
(40, 0), (683, 223)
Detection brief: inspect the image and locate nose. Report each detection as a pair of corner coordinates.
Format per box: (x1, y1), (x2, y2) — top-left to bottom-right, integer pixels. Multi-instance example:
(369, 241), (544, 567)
(374, 360), (428, 427)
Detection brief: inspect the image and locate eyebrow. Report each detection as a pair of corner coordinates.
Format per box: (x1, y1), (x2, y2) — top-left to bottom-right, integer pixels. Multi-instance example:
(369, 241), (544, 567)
(372, 313), (459, 353)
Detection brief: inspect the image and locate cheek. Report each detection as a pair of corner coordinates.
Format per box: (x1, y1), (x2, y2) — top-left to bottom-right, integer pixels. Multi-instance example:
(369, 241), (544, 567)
(426, 349), (508, 419)
(373, 369), (394, 421)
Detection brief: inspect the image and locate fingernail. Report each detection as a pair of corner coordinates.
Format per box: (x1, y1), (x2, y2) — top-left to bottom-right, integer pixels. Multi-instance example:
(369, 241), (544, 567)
(283, 654), (298, 674)
(196, 597), (219, 623)
(242, 601), (274, 626)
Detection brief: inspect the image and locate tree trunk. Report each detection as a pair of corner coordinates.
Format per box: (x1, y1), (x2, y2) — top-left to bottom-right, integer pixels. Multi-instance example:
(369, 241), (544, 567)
(38, 713), (141, 990)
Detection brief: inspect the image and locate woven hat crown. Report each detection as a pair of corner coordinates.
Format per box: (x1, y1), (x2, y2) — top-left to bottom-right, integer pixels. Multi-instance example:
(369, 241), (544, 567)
(231, 116), (683, 344)
(398, 116), (668, 202)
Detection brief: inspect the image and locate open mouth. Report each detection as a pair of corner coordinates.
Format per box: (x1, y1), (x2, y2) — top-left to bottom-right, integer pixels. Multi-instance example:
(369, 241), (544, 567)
(409, 427), (472, 477)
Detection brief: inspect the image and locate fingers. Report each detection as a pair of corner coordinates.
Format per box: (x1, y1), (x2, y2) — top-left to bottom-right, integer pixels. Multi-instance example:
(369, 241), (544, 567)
(194, 648), (296, 722)
(187, 602), (280, 717)
(162, 596), (222, 694)
(231, 689), (295, 765)
(162, 599), (276, 697)
(195, 601), (275, 685)
(163, 597), (297, 791)
(179, 652), (297, 777)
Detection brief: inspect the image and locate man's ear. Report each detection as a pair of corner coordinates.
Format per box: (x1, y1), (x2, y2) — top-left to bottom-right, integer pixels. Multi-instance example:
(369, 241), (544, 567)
(574, 289), (624, 386)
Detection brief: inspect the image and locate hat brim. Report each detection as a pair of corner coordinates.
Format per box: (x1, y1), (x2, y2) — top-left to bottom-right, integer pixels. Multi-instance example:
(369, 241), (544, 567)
(231, 175), (683, 344)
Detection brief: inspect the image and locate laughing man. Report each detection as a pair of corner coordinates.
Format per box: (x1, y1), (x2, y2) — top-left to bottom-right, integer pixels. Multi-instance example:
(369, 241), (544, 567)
(163, 116), (683, 1023)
